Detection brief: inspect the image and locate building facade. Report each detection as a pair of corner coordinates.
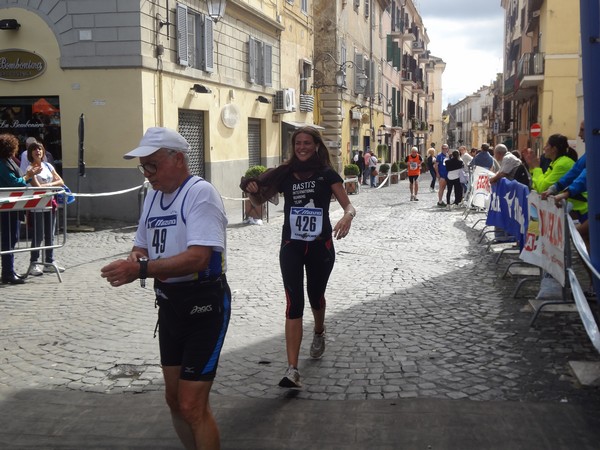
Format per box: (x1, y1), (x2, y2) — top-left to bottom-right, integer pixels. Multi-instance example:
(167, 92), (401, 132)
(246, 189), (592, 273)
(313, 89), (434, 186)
(0, 0), (443, 221)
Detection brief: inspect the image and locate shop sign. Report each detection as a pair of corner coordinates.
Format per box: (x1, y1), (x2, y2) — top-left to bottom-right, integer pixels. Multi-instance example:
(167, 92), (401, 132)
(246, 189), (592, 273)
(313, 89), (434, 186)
(0, 49), (46, 81)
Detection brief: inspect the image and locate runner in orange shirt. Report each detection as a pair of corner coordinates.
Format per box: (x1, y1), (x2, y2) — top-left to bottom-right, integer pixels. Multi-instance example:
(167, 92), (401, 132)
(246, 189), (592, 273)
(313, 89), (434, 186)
(405, 147), (423, 201)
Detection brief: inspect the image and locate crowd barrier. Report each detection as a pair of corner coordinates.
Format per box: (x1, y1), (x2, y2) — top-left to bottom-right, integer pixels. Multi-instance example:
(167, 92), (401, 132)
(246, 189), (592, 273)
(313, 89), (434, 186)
(0, 186), (68, 282)
(462, 172), (599, 353)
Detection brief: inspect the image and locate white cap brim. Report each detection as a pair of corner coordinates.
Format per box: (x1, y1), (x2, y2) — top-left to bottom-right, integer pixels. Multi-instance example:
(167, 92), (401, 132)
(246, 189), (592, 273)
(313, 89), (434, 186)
(123, 146), (161, 160)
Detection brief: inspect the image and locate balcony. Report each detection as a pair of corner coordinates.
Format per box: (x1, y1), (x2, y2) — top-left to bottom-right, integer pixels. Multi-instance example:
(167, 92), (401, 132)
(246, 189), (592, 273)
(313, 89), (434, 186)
(518, 52), (544, 89)
(414, 81), (425, 94)
(390, 21), (417, 42)
(503, 73), (517, 96)
(419, 50), (430, 63)
(411, 40), (425, 54)
(400, 69), (415, 85)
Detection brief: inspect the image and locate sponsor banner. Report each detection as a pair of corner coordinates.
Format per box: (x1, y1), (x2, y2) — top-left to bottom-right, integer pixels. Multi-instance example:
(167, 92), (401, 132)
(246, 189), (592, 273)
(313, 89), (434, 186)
(519, 191), (566, 285)
(486, 178), (529, 249)
(469, 166), (493, 209)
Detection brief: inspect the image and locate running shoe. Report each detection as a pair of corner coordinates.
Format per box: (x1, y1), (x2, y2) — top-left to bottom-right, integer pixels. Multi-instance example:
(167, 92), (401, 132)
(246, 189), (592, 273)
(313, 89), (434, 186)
(278, 365), (301, 388)
(310, 329), (326, 359)
(414, 197), (419, 201)
(437, 201), (446, 207)
(28, 264), (43, 277)
(44, 264), (65, 273)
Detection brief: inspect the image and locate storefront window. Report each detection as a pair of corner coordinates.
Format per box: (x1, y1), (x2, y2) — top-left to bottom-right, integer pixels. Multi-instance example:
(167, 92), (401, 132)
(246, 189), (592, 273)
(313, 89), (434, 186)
(0, 96), (62, 174)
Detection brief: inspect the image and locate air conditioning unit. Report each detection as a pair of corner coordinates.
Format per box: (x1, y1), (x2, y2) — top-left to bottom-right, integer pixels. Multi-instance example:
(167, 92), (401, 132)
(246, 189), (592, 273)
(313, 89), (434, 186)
(274, 88), (296, 113)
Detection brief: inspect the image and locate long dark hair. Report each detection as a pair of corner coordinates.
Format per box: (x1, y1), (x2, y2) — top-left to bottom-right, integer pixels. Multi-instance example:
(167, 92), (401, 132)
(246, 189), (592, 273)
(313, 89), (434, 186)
(546, 134), (569, 159)
(240, 126), (334, 203)
(288, 126), (333, 169)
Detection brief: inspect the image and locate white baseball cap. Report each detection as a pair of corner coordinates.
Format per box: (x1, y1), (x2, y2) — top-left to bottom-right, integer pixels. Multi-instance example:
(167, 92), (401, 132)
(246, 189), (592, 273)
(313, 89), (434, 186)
(123, 127), (190, 159)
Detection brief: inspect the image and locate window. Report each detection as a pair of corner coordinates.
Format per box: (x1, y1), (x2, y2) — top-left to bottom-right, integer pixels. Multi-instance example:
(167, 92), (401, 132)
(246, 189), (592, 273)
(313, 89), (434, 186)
(248, 37), (273, 87)
(354, 0), (360, 12)
(299, 60), (312, 94)
(365, 0), (369, 18)
(301, 0), (308, 14)
(176, 3), (214, 72)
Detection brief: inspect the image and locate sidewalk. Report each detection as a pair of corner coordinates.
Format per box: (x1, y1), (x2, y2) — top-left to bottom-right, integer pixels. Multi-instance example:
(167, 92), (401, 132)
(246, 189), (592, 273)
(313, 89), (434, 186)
(2, 177), (600, 449)
(2, 386), (600, 449)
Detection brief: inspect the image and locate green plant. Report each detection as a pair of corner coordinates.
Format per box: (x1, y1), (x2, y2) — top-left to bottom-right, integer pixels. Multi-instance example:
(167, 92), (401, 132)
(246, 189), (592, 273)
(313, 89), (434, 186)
(343, 163), (361, 176)
(244, 165), (267, 178)
(390, 162), (399, 172)
(379, 163), (390, 174)
(399, 161), (408, 170)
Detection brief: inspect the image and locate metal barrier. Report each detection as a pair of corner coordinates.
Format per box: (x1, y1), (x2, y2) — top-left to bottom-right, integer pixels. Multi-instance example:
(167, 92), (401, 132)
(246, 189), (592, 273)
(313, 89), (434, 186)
(0, 187), (68, 282)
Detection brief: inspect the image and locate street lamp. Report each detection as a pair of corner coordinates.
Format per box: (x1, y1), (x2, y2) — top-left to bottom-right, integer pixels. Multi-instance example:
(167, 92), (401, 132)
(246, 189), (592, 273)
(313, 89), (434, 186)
(372, 93), (393, 113)
(206, 0), (226, 23)
(313, 52), (368, 90)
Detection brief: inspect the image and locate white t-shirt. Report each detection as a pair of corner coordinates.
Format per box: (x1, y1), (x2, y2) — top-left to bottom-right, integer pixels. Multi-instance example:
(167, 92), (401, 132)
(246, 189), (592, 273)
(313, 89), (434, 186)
(28, 162), (55, 185)
(134, 176), (228, 283)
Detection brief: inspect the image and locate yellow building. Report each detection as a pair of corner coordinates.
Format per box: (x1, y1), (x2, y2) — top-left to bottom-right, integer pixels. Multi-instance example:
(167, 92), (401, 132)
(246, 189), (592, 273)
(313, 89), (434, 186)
(0, 0), (315, 221)
(502, 0), (581, 152)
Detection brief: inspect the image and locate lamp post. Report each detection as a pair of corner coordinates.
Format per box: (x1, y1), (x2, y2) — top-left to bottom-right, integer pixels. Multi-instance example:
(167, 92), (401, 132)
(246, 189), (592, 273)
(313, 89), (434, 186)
(313, 52), (368, 90)
(206, 0), (226, 23)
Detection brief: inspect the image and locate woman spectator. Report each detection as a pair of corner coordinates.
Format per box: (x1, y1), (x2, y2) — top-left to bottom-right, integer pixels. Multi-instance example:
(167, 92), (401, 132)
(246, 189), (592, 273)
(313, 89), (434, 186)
(528, 134), (576, 194)
(444, 150), (464, 209)
(0, 134), (41, 284)
(240, 127), (355, 388)
(25, 142), (66, 276)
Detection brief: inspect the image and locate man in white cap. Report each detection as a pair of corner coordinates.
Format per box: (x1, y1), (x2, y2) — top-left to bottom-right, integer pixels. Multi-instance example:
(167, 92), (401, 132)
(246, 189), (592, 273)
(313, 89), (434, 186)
(101, 127), (230, 450)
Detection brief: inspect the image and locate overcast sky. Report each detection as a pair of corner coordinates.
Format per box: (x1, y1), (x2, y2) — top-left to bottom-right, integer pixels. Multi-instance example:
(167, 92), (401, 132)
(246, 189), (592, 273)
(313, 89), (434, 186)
(416, 0), (505, 107)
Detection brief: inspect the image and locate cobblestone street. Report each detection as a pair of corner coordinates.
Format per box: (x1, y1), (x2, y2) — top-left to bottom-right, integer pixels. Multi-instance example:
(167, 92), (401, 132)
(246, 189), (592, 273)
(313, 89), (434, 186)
(2, 179), (599, 406)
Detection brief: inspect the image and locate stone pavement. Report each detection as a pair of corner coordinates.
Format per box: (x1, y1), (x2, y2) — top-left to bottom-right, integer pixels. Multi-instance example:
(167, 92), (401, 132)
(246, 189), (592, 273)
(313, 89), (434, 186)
(2, 178), (600, 449)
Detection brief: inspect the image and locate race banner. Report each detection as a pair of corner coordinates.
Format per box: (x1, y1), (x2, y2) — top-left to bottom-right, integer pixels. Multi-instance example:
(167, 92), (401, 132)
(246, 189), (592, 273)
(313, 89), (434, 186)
(468, 166), (493, 209)
(519, 191), (566, 285)
(486, 178), (529, 249)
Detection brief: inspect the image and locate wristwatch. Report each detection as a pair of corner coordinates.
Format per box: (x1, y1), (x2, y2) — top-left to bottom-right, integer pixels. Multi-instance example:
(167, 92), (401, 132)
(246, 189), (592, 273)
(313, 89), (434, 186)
(138, 257), (148, 288)
(346, 210), (356, 218)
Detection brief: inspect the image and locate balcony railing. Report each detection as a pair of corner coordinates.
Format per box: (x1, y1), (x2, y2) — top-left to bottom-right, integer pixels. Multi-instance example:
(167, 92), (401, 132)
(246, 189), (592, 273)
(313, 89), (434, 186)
(518, 52), (544, 79)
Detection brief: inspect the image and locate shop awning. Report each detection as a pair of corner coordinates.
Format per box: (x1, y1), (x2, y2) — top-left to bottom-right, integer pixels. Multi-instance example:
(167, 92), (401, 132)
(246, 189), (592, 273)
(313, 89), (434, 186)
(283, 121), (324, 130)
(32, 98), (59, 115)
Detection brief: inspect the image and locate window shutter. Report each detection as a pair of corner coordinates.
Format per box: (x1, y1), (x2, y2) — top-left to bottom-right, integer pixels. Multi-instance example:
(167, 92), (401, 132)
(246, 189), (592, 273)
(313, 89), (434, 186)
(176, 3), (189, 66)
(393, 45), (400, 70)
(354, 53), (364, 92)
(248, 37), (257, 83)
(264, 44), (273, 87)
(386, 35), (393, 62)
(203, 16), (214, 72)
(364, 60), (372, 97)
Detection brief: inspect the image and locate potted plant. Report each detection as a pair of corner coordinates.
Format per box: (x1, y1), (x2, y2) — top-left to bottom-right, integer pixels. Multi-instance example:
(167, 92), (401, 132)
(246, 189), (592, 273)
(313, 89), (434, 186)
(343, 163), (361, 194)
(242, 165), (267, 222)
(399, 161), (408, 180)
(378, 163), (390, 185)
(390, 162), (400, 184)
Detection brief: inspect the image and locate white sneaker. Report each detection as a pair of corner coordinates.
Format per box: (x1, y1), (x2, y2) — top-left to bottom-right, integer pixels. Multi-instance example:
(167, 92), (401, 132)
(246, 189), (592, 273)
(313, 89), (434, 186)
(310, 329), (326, 359)
(278, 365), (301, 388)
(44, 264), (65, 273)
(28, 264), (43, 277)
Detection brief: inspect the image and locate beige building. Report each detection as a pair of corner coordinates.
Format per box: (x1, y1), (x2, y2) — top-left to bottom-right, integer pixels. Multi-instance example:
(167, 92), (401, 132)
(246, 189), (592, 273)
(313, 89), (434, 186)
(501, 0), (581, 153)
(0, 0), (442, 222)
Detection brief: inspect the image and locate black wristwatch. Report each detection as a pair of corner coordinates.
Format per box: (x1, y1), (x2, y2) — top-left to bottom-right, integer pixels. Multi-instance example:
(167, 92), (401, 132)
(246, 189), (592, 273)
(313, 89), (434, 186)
(138, 257), (148, 288)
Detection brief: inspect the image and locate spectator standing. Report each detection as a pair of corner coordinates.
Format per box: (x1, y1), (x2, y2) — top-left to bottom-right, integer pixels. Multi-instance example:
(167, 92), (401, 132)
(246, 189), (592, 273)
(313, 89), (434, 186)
(0, 134), (42, 284)
(459, 145), (472, 195)
(470, 143), (495, 171)
(368, 152), (378, 188)
(434, 144), (449, 206)
(355, 150), (365, 185)
(25, 142), (66, 276)
(444, 150), (464, 208)
(426, 147), (436, 192)
(101, 127), (231, 450)
(405, 147), (423, 201)
(362, 149), (371, 186)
